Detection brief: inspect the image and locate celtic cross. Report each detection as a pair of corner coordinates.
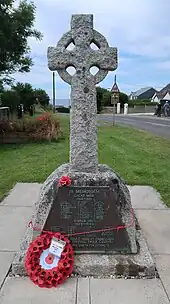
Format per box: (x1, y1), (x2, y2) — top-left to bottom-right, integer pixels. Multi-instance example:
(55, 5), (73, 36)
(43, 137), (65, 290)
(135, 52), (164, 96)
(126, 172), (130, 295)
(47, 14), (118, 173)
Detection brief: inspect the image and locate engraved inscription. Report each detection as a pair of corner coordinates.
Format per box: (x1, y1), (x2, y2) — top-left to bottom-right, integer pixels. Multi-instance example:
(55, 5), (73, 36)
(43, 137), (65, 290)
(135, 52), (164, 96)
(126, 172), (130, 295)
(44, 186), (130, 252)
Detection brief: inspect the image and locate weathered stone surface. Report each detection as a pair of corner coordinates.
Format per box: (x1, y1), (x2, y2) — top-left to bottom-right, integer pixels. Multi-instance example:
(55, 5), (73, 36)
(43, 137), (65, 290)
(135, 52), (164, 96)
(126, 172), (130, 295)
(32, 163), (137, 253)
(0, 277), (77, 304)
(12, 225), (155, 278)
(1, 183), (42, 207)
(155, 255), (170, 299)
(12, 14), (138, 277)
(128, 186), (167, 210)
(90, 278), (169, 304)
(0, 252), (14, 289)
(44, 184), (131, 252)
(73, 230), (156, 278)
(0, 205), (32, 251)
(135, 209), (170, 254)
(47, 14), (117, 173)
(12, 163), (138, 275)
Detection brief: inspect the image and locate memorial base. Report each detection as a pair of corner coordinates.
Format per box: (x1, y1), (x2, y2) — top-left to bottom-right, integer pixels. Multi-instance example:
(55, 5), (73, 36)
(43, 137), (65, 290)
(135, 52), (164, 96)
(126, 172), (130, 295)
(12, 226), (156, 278)
(12, 163), (148, 276)
(33, 164), (137, 253)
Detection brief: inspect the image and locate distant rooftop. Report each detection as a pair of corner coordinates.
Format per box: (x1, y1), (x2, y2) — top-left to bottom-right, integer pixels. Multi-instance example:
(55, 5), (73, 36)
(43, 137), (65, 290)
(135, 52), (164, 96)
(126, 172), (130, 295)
(155, 83), (170, 99)
(131, 87), (152, 97)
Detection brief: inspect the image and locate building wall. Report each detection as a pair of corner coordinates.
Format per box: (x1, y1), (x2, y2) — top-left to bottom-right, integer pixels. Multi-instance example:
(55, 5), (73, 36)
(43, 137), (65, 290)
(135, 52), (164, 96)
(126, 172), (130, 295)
(151, 92), (170, 102)
(163, 92), (170, 100)
(151, 93), (159, 103)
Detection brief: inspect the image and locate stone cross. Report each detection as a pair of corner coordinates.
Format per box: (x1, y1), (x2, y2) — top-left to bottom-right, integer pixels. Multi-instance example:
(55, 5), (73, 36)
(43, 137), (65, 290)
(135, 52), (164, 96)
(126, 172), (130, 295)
(48, 14), (117, 173)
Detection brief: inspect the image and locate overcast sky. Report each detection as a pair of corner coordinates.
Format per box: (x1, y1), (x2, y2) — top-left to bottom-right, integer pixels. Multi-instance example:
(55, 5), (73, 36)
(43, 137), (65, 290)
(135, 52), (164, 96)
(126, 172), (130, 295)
(14, 0), (170, 105)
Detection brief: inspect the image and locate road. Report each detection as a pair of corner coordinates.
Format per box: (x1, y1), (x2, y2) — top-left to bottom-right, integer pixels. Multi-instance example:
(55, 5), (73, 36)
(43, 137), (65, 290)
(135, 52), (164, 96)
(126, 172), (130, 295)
(98, 114), (170, 139)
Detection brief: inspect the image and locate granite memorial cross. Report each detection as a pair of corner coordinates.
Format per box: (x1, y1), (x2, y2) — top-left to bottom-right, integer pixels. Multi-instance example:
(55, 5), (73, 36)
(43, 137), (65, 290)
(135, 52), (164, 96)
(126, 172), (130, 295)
(48, 14), (117, 173)
(12, 14), (138, 277)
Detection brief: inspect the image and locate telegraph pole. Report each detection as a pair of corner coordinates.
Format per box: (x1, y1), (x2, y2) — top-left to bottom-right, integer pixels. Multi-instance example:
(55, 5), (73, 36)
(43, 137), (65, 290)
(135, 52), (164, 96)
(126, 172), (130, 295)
(52, 72), (56, 113)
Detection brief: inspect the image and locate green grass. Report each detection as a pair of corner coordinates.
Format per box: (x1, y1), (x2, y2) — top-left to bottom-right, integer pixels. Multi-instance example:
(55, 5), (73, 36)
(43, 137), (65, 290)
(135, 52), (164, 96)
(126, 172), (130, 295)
(0, 114), (170, 206)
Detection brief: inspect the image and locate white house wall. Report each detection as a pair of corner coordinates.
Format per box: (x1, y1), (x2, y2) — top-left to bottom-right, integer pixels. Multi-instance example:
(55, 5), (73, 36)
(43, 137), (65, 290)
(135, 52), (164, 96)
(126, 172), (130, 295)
(151, 94), (159, 103)
(163, 92), (170, 100)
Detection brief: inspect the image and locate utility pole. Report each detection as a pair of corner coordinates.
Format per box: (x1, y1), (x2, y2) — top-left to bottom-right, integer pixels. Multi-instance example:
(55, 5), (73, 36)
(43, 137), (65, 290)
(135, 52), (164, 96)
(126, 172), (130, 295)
(52, 72), (56, 113)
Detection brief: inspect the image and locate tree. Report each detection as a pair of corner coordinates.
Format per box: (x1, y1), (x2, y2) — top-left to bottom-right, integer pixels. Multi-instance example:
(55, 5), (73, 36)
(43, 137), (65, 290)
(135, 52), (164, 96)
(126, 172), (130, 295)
(102, 91), (112, 106)
(34, 89), (50, 108)
(96, 87), (104, 113)
(0, 0), (42, 85)
(1, 89), (20, 111)
(119, 92), (128, 107)
(12, 82), (34, 111)
(96, 87), (112, 112)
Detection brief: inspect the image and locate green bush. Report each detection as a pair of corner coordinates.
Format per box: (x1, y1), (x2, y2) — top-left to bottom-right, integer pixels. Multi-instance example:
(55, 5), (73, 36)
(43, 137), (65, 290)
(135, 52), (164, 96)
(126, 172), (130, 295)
(57, 107), (70, 113)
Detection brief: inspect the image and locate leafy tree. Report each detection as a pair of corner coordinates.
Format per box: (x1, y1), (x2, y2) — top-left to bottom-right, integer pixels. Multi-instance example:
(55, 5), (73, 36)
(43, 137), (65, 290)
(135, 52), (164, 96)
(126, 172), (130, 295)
(1, 82), (50, 112)
(96, 86), (129, 111)
(119, 92), (128, 107)
(0, 0), (42, 85)
(96, 87), (104, 113)
(11, 82), (34, 110)
(1, 89), (20, 111)
(102, 91), (112, 106)
(34, 89), (50, 108)
(96, 87), (112, 112)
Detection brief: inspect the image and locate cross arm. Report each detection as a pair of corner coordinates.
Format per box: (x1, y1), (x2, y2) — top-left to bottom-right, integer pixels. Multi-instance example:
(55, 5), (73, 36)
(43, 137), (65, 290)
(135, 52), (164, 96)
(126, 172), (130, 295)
(47, 47), (76, 71)
(89, 47), (118, 71)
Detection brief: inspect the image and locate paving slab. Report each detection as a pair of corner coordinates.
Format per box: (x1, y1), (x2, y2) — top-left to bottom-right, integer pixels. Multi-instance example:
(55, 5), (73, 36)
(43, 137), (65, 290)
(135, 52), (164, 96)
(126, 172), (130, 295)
(128, 186), (166, 209)
(0, 252), (14, 289)
(2, 183), (165, 211)
(0, 277), (77, 304)
(90, 278), (169, 304)
(0, 206), (32, 251)
(1, 183), (42, 207)
(77, 278), (89, 304)
(136, 210), (170, 254)
(154, 255), (170, 300)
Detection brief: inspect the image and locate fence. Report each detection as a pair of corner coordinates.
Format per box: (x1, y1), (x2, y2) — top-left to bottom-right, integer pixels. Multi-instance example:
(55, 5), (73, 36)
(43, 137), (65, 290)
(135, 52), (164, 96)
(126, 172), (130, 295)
(101, 105), (156, 114)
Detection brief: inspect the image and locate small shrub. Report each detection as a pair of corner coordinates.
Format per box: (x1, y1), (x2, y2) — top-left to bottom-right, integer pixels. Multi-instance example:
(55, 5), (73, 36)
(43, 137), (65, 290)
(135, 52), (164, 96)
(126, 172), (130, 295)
(57, 107), (70, 113)
(0, 112), (61, 142)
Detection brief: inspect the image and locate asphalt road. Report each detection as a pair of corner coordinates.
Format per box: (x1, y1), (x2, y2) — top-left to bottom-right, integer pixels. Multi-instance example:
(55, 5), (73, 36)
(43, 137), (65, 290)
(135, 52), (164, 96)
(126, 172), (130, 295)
(98, 114), (170, 139)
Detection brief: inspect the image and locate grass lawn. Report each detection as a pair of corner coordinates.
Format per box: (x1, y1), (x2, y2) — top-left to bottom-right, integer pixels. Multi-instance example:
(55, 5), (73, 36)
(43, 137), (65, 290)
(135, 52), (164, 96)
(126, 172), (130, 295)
(0, 114), (170, 206)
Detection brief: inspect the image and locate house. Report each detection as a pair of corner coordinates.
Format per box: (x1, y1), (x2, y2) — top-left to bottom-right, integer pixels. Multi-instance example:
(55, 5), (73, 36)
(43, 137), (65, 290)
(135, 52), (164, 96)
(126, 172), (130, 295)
(129, 87), (156, 100)
(151, 83), (170, 103)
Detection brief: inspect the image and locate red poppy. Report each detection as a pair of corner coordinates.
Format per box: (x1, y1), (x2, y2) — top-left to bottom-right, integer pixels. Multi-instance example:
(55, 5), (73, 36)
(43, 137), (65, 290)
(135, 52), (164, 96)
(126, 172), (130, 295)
(36, 115), (44, 121)
(58, 176), (71, 187)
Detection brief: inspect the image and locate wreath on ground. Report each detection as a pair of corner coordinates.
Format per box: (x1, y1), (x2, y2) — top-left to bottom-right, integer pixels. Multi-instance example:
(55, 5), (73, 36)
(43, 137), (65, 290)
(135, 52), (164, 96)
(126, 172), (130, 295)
(25, 231), (74, 288)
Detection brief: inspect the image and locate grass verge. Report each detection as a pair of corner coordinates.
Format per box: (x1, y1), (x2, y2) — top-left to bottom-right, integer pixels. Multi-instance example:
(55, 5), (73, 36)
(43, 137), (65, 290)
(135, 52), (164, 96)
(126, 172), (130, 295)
(0, 114), (170, 206)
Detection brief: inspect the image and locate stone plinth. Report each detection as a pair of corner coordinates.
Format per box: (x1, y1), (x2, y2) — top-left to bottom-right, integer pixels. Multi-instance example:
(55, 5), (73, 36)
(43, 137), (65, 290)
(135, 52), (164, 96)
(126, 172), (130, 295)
(31, 164), (137, 254)
(11, 165), (156, 278)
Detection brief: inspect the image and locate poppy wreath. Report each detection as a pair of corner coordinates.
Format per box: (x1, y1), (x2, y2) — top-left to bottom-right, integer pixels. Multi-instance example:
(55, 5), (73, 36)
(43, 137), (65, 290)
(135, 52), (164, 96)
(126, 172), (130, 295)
(25, 231), (74, 288)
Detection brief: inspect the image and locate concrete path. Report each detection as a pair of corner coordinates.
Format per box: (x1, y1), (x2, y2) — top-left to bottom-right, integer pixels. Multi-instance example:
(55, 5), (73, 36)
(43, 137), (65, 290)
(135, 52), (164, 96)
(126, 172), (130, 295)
(0, 183), (170, 303)
(99, 114), (170, 139)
